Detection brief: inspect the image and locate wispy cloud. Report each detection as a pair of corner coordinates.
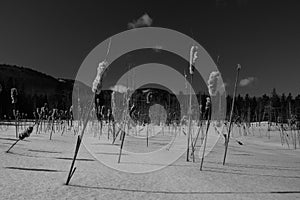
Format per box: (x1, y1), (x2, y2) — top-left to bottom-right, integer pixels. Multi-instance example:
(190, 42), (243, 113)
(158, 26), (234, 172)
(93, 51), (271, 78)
(239, 77), (256, 87)
(153, 45), (163, 53)
(110, 85), (131, 93)
(128, 13), (153, 29)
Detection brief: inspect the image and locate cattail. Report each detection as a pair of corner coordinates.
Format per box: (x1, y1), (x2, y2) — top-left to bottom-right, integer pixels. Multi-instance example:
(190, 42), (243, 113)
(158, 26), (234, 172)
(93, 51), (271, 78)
(92, 61), (108, 94)
(223, 64), (242, 165)
(11, 88), (19, 138)
(11, 88), (18, 104)
(66, 59), (110, 185)
(111, 91), (116, 119)
(205, 97), (211, 111)
(186, 45), (198, 161)
(207, 71), (220, 96)
(189, 45), (198, 75)
(6, 125), (34, 153)
(19, 126), (33, 140)
(200, 96), (212, 170)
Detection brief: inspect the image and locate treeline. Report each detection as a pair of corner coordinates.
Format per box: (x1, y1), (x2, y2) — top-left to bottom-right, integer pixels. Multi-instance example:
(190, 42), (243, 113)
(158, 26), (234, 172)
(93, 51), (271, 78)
(0, 81), (73, 119)
(96, 88), (300, 123)
(227, 89), (300, 123)
(1, 81), (299, 123)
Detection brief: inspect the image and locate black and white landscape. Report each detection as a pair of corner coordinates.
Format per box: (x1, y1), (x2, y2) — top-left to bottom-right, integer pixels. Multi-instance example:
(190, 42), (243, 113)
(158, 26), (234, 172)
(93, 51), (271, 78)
(0, 1), (300, 200)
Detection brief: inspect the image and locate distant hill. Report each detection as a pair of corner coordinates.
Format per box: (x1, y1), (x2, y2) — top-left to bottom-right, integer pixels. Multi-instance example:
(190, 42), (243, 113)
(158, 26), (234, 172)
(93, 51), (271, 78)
(0, 64), (91, 118)
(0, 64), (208, 121)
(0, 64), (71, 96)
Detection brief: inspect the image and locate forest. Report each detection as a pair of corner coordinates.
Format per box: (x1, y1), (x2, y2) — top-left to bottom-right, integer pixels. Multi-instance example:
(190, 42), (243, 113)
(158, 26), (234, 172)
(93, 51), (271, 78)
(1, 65), (299, 122)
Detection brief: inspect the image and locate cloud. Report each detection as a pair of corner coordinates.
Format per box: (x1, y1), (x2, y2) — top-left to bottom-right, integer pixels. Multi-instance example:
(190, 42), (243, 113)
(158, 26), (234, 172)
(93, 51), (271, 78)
(128, 13), (153, 29)
(58, 78), (66, 83)
(153, 45), (163, 53)
(239, 77), (255, 87)
(141, 89), (150, 93)
(110, 85), (131, 93)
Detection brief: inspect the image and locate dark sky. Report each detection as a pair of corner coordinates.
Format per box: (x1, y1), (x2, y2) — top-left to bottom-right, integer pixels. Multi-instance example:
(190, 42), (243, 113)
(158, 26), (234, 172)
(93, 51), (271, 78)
(0, 0), (300, 96)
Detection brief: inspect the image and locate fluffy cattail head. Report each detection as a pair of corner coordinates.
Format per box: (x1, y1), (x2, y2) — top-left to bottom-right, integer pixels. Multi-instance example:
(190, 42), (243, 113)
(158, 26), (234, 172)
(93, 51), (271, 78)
(19, 126), (33, 140)
(92, 61), (109, 94)
(11, 88), (18, 104)
(111, 91), (116, 116)
(205, 97), (211, 111)
(189, 45), (198, 74)
(207, 71), (220, 96)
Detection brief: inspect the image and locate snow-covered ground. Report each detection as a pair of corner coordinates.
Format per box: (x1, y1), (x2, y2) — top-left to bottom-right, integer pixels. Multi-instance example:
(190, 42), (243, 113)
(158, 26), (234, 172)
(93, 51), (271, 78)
(0, 123), (299, 200)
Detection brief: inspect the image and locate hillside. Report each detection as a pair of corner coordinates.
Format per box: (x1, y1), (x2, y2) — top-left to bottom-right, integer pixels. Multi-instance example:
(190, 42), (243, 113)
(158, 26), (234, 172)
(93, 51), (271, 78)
(0, 64), (69, 96)
(0, 64), (90, 118)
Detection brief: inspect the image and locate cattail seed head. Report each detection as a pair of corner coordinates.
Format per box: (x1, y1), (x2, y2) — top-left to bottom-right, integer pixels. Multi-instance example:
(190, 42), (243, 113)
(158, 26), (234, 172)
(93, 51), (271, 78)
(92, 61), (109, 94)
(189, 45), (198, 74)
(207, 71), (220, 96)
(111, 91), (116, 117)
(205, 97), (211, 111)
(18, 126), (33, 140)
(11, 88), (18, 104)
